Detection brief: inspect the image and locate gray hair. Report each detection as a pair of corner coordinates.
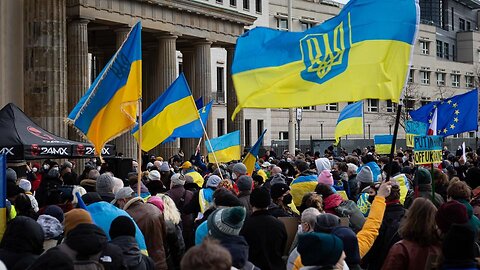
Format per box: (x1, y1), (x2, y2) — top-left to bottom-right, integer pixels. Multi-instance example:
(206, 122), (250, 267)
(301, 207), (321, 231)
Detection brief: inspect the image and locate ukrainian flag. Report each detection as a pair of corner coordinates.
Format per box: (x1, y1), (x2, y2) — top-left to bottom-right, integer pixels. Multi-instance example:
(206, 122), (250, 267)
(374, 135), (395, 155)
(231, 0), (419, 119)
(162, 101), (213, 143)
(132, 73), (199, 152)
(335, 101), (363, 145)
(67, 22), (142, 155)
(244, 129), (267, 175)
(207, 131), (241, 163)
(0, 155), (5, 239)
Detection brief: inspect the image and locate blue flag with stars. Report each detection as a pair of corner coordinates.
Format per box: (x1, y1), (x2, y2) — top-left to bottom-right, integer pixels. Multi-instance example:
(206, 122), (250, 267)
(409, 89), (478, 137)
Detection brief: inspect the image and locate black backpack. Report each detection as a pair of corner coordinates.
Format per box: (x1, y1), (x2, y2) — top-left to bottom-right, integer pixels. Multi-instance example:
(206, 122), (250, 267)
(334, 200), (366, 232)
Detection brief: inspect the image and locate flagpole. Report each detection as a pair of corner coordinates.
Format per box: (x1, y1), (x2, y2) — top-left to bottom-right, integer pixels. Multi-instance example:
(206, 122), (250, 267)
(198, 117), (225, 181)
(137, 99), (143, 198)
(385, 103), (402, 181)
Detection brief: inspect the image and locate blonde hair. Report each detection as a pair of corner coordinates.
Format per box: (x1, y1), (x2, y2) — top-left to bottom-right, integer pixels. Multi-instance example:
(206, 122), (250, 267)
(156, 194), (181, 225)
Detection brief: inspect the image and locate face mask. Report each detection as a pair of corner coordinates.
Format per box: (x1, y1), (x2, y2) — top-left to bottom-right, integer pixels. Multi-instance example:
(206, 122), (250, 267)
(97, 166), (101, 171)
(32, 167), (38, 173)
(283, 193), (293, 205)
(92, 158), (97, 163)
(43, 164), (50, 170)
(368, 195), (375, 204)
(52, 166), (59, 171)
(232, 173), (237, 180)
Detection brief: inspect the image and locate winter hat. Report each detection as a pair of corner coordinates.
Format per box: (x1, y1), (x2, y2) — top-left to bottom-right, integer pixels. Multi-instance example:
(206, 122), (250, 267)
(96, 173), (114, 193)
(317, 170), (334, 186)
(111, 187), (134, 205)
(415, 167), (432, 185)
(6, 168), (17, 183)
(18, 179), (31, 192)
(297, 232), (344, 266)
(314, 213), (341, 233)
(315, 158), (332, 173)
(207, 175), (222, 188)
(37, 214), (63, 239)
(159, 163), (170, 172)
(356, 166), (373, 183)
(435, 200), (469, 234)
(47, 168), (60, 179)
(232, 163), (247, 175)
(181, 161), (193, 169)
(331, 226), (360, 265)
(270, 183), (290, 200)
(109, 216), (136, 239)
(170, 173), (185, 186)
(146, 162), (154, 169)
(214, 190), (243, 207)
(236, 175), (253, 192)
(64, 209), (93, 234)
(43, 205), (65, 223)
(207, 206), (246, 240)
(6, 181), (23, 198)
(270, 173), (287, 186)
(112, 177), (124, 194)
(250, 187), (271, 208)
(443, 223), (476, 264)
(347, 163), (358, 175)
(148, 170), (161, 181)
(81, 192), (102, 206)
(147, 196), (165, 212)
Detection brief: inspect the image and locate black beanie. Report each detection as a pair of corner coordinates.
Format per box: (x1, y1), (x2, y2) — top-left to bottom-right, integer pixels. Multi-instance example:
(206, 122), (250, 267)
(109, 216), (136, 239)
(250, 187), (271, 208)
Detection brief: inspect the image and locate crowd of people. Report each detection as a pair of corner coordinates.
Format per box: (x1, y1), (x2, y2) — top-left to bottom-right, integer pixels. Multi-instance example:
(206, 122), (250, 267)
(0, 144), (480, 270)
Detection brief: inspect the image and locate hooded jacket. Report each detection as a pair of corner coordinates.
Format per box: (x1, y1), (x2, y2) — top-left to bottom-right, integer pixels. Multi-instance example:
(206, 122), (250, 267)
(0, 216), (44, 270)
(219, 234), (259, 270)
(111, 235), (154, 270)
(37, 214), (63, 251)
(323, 194), (344, 214)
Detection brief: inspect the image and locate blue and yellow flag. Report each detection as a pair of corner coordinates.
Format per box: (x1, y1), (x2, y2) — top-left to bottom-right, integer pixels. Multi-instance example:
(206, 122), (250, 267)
(244, 129), (267, 175)
(0, 155), (6, 239)
(67, 22), (142, 155)
(207, 130), (241, 163)
(374, 135), (395, 155)
(231, 0), (419, 119)
(335, 101), (363, 145)
(132, 73), (199, 152)
(163, 101), (213, 143)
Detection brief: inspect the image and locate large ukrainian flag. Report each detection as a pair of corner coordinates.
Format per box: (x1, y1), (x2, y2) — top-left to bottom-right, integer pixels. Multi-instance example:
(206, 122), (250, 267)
(67, 22), (142, 155)
(231, 0), (419, 119)
(243, 129), (267, 175)
(207, 131), (241, 163)
(335, 101), (363, 145)
(132, 73), (199, 152)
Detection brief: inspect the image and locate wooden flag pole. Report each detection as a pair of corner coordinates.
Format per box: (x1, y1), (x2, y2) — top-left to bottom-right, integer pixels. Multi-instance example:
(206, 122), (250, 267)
(198, 117), (225, 181)
(137, 99), (143, 198)
(385, 103), (403, 181)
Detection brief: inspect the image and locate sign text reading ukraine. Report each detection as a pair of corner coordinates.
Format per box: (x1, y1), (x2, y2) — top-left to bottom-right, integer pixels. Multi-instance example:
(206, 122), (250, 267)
(413, 135), (443, 165)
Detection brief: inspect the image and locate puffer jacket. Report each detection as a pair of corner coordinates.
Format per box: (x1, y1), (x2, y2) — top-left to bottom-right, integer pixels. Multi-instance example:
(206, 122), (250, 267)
(111, 235), (154, 270)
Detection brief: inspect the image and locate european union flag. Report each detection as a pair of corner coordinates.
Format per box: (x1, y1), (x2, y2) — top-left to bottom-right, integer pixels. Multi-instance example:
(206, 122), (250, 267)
(409, 89), (478, 137)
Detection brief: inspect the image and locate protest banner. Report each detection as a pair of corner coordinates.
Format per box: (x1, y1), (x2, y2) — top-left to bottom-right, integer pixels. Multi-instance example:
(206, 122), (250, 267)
(413, 135), (443, 165)
(405, 120), (428, 148)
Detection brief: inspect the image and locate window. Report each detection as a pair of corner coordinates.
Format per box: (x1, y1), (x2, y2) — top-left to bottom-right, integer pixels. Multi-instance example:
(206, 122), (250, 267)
(451, 74), (460, 87)
(216, 67), (225, 102)
(451, 8), (454, 31)
(467, 21), (471, 31)
(243, 0), (249, 10)
(444, 42), (449, 60)
(420, 97), (430, 106)
(216, 0), (223, 3)
(302, 106), (315, 110)
(257, 120), (264, 141)
(405, 96), (415, 111)
(279, 131), (289, 140)
(420, 41), (429, 55)
(436, 72), (446, 86)
(301, 22), (313, 31)
(245, 119), (251, 147)
(420, 71), (430, 85)
(367, 99), (379, 112)
(459, 18), (465, 31)
(325, 103), (338, 111)
(277, 18), (288, 30)
(386, 100), (396, 113)
(453, 45), (456, 61)
(230, 0), (236, 6)
(466, 76), (474, 88)
(408, 69), (415, 83)
(469, 132), (475, 138)
(217, 119), (225, 136)
(436, 40), (443, 57)
(255, 0), (261, 13)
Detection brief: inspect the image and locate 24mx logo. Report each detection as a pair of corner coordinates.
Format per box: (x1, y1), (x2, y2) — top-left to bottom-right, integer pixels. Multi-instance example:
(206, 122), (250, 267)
(0, 147), (14, 156)
(40, 147), (69, 156)
(85, 147), (111, 156)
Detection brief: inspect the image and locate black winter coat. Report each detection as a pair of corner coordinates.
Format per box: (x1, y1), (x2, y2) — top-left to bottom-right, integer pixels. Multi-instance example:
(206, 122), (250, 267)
(110, 235), (154, 270)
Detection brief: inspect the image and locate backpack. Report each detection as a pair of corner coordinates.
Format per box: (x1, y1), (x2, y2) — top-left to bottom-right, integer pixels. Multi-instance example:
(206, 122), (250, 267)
(57, 243), (105, 270)
(334, 200), (366, 232)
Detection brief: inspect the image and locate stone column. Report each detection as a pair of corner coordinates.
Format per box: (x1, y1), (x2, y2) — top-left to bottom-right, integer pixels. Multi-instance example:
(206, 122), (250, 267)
(155, 34), (178, 159)
(180, 48), (197, 159)
(226, 46), (244, 146)
(112, 27), (138, 160)
(143, 44), (159, 109)
(194, 40), (213, 156)
(24, 0), (67, 137)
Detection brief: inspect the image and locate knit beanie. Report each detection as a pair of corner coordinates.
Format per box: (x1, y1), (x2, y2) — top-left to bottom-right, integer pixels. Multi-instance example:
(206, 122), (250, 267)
(112, 177), (124, 194)
(64, 209), (93, 234)
(148, 170), (161, 181)
(297, 232), (344, 266)
(314, 213), (341, 233)
(317, 170), (334, 186)
(270, 183), (289, 200)
(207, 206), (246, 240)
(159, 163), (170, 172)
(415, 167), (432, 185)
(232, 163), (247, 175)
(147, 196), (165, 212)
(270, 173), (286, 186)
(207, 175), (222, 188)
(170, 173), (185, 186)
(250, 187), (271, 208)
(443, 223), (476, 264)
(109, 216), (136, 239)
(96, 173), (114, 193)
(43, 205), (65, 223)
(236, 176), (253, 192)
(435, 200), (469, 234)
(315, 158), (332, 173)
(6, 168), (17, 183)
(356, 166), (373, 183)
(331, 226), (361, 265)
(18, 179), (31, 192)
